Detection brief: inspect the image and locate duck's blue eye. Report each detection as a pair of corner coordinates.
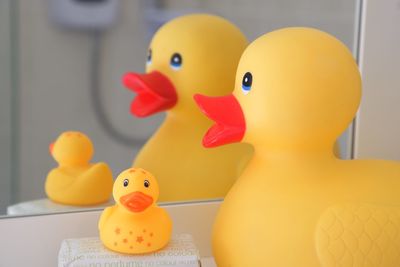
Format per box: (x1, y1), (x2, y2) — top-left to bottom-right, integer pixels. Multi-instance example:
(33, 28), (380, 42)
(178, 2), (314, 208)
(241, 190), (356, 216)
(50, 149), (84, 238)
(146, 49), (152, 66)
(170, 53), (182, 70)
(241, 72), (253, 95)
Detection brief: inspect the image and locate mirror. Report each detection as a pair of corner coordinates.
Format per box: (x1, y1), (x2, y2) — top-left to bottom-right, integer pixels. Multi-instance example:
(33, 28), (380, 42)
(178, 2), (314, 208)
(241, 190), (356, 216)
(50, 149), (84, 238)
(0, 0), (359, 217)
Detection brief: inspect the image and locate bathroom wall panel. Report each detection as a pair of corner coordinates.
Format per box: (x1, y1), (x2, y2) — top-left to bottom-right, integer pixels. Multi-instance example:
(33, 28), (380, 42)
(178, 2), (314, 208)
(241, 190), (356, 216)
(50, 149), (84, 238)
(355, 0), (400, 160)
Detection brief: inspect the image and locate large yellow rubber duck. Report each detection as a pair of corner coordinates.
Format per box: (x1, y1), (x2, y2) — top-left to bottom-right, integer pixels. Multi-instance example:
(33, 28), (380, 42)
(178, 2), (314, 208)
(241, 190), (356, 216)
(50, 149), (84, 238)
(99, 168), (172, 254)
(45, 131), (113, 205)
(195, 28), (400, 267)
(122, 14), (254, 202)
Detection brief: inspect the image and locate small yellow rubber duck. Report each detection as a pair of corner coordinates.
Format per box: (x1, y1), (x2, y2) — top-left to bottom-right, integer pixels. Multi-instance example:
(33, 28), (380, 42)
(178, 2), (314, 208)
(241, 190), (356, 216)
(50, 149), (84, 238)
(195, 28), (400, 267)
(99, 168), (172, 254)
(45, 131), (113, 205)
(123, 14), (254, 202)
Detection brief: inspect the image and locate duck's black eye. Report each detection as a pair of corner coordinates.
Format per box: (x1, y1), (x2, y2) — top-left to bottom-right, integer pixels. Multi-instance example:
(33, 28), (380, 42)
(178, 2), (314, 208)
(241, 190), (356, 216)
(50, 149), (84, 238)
(241, 72), (253, 95)
(144, 180), (150, 188)
(170, 53), (182, 70)
(146, 49), (152, 65)
(123, 179), (129, 187)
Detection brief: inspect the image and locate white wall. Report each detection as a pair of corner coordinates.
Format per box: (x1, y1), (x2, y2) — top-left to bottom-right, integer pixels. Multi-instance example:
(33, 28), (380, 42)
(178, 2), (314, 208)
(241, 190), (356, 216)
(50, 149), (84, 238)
(355, 0), (400, 160)
(14, 0), (357, 203)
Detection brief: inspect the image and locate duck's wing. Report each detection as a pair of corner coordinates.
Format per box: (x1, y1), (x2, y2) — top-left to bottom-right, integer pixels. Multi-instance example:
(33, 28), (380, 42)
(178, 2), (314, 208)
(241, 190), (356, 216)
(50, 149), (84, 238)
(316, 203), (400, 267)
(45, 169), (75, 192)
(98, 206), (114, 230)
(74, 162), (113, 192)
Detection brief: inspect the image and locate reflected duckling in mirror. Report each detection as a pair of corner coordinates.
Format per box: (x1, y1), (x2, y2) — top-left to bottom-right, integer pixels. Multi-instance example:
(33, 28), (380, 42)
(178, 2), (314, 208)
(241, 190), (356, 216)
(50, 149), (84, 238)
(123, 14), (254, 202)
(45, 131), (113, 206)
(99, 168), (172, 254)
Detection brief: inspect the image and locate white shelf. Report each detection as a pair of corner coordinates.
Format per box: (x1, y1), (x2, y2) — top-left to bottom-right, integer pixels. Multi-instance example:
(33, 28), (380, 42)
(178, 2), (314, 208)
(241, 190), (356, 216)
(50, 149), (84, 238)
(0, 200), (221, 266)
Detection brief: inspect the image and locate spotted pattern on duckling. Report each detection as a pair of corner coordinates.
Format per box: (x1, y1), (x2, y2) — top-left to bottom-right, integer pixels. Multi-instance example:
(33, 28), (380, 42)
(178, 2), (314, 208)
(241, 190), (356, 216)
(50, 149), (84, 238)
(316, 204), (400, 267)
(111, 227), (155, 249)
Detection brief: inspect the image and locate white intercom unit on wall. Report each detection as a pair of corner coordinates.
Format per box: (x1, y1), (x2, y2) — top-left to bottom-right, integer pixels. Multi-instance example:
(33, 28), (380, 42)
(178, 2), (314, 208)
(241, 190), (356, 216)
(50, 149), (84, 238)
(49, 0), (119, 30)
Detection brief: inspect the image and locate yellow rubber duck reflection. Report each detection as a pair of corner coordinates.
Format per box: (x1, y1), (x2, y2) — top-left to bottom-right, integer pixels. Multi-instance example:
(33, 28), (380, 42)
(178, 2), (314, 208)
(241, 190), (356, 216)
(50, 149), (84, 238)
(45, 131), (113, 205)
(99, 168), (172, 254)
(123, 14), (254, 202)
(196, 28), (400, 267)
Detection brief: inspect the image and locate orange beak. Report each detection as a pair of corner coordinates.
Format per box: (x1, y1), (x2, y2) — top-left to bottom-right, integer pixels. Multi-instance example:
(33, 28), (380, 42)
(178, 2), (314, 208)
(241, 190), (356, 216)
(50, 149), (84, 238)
(123, 71), (177, 117)
(120, 191), (154, 213)
(49, 142), (54, 155)
(194, 94), (246, 148)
